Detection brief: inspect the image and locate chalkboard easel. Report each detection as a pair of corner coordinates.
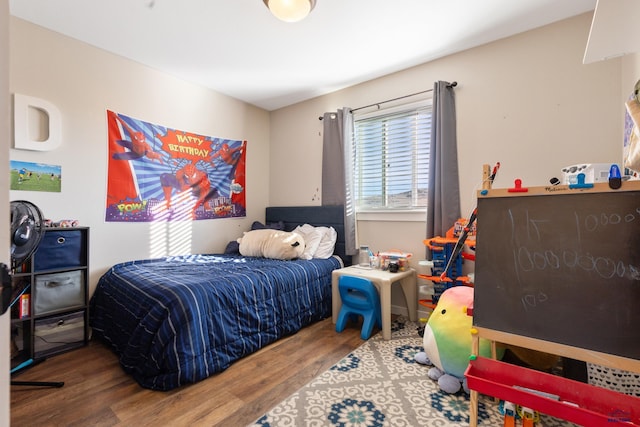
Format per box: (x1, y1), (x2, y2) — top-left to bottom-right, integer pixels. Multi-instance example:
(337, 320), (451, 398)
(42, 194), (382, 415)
(468, 180), (640, 426)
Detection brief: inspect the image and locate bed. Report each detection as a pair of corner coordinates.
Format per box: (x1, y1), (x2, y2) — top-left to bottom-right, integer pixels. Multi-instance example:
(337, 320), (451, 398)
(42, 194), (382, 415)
(89, 206), (350, 391)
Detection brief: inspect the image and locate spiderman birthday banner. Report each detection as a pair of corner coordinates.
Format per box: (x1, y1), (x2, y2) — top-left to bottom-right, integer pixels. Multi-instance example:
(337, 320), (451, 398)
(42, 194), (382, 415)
(105, 110), (246, 222)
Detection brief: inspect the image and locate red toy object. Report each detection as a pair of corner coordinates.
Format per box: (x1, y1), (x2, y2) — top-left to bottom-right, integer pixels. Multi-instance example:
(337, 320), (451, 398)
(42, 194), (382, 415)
(466, 356), (640, 426)
(508, 178), (528, 193)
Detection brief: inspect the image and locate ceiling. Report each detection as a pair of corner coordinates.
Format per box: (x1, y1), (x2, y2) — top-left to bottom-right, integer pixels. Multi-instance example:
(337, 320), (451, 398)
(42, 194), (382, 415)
(9, 0), (597, 111)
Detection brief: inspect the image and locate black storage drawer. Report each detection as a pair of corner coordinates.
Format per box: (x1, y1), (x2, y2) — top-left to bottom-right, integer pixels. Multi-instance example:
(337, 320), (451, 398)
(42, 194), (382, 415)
(34, 311), (85, 358)
(34, 229), (85, 271)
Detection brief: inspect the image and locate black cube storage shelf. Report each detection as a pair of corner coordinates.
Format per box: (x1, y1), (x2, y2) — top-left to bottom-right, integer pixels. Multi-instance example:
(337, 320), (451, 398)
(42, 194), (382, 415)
(10, 227), (90, 369)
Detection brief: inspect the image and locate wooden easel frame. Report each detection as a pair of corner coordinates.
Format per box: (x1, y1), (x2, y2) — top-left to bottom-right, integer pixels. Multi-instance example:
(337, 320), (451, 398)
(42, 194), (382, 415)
(467, 179), (640, 426)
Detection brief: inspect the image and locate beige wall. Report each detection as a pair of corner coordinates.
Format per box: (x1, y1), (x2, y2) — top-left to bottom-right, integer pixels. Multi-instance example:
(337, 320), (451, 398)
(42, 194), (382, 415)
(269, 13), (625, 316)
(622, 54), (640, 100)
(1, 1), (10, 424)
(9, 17), (272, 293)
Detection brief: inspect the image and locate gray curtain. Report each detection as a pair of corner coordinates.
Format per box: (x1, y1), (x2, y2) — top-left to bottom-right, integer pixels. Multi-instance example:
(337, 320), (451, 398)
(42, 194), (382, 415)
(426, 81), (460, 248)
(322, 108), (357, 256)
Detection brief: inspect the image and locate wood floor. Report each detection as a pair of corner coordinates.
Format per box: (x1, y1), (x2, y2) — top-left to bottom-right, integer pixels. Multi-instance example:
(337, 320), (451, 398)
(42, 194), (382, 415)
(10, 317), (369, 426)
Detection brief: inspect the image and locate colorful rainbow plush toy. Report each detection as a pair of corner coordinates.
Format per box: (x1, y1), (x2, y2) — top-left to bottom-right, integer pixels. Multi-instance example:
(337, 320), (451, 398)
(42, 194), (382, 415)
(415, 286), (503, 394)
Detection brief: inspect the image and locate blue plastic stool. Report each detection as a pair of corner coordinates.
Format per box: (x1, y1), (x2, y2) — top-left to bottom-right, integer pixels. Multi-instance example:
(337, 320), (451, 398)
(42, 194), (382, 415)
(335, 275), (382, 340)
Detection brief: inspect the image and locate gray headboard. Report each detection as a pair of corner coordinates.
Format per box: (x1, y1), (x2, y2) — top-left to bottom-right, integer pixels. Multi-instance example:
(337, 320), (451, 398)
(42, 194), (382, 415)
(265, 205), (352, 266)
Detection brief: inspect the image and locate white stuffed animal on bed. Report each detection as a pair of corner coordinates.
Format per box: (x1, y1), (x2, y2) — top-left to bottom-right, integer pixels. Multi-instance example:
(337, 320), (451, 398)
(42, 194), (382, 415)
(238, 229), (306, 260)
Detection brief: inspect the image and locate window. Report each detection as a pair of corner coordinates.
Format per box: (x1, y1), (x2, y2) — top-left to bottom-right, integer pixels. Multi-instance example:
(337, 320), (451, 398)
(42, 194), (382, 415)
(352, 100), (432, 211)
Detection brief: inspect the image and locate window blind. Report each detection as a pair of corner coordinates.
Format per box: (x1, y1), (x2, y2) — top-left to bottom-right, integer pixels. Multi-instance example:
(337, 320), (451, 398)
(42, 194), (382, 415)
(353, 104), (432, 210)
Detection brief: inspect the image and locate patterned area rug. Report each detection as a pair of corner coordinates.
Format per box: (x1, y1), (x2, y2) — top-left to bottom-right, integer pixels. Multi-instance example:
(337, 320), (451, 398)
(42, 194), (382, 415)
(249, 321), (577, 427)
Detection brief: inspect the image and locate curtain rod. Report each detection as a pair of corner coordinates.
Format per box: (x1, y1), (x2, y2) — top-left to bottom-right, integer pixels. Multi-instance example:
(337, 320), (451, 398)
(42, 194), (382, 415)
(318, 81), (457, 120)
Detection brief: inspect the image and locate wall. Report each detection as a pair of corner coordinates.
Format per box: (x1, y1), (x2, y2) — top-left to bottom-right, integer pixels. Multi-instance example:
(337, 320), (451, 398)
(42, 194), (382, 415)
(269, 13), (623, 316)
(9, 17), (271, 293)
(1, 0), (10, 424)
(622, 54), (640, 102)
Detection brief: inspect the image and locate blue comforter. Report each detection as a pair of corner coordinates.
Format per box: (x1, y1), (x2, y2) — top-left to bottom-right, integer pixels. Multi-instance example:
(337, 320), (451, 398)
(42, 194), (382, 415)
(89, 254), (341, 390)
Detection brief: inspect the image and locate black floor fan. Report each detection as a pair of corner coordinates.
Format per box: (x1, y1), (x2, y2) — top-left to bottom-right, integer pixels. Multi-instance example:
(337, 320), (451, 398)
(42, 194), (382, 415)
(2, 200), (64, 388)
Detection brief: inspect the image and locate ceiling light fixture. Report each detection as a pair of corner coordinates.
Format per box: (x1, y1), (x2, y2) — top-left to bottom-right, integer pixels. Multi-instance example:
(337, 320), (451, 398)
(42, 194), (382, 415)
(263, 0), (316, 23)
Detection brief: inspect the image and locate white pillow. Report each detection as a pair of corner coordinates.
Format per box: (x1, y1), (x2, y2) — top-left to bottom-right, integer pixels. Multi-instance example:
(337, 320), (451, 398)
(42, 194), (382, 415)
(314, 226), (337, 259)
(293, 224), (323, 260)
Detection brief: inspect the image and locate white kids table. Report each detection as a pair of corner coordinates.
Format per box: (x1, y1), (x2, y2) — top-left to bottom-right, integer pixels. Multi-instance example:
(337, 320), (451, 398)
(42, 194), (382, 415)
(331, 265), (417, 340)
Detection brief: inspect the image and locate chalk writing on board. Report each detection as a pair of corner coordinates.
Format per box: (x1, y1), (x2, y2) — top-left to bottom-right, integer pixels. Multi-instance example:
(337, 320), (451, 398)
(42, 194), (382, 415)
(508, 208), (640, 285)
(521, 291), (549, 311)
(513, 247), (637, 280)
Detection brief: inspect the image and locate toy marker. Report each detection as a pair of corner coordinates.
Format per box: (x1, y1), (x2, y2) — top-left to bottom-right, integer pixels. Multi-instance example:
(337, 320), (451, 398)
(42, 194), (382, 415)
(508, 179), (528, 192)
(609, 164), (622, 189)
(489, 162), (500, 185)
(503, 401), (516, 427)
(470, 327), (478, 335)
